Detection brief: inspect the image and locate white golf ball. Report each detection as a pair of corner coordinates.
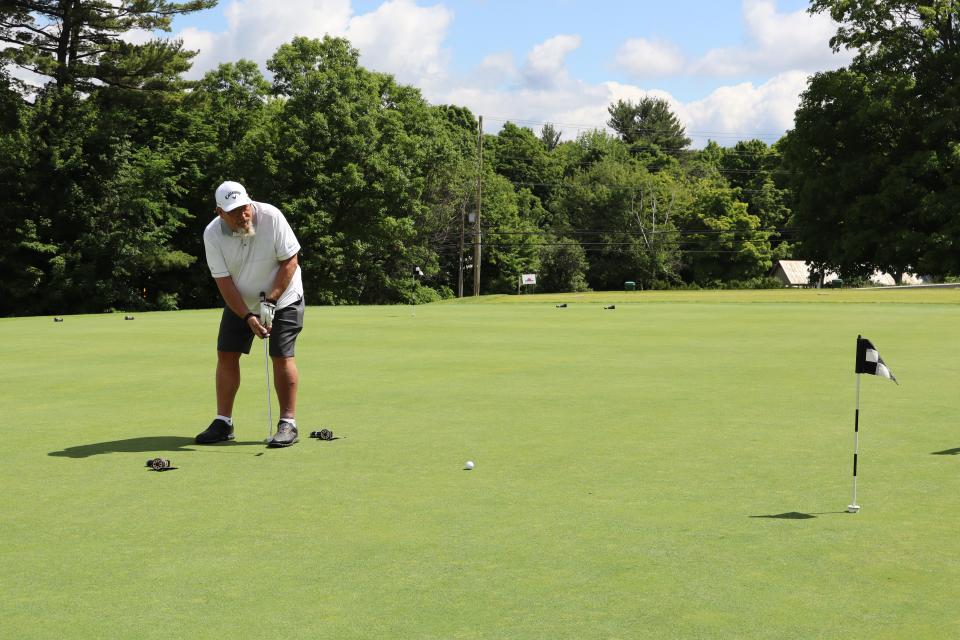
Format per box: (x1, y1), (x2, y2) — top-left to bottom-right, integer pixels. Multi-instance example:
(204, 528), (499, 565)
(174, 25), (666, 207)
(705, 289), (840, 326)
(465, 460), (475, 470)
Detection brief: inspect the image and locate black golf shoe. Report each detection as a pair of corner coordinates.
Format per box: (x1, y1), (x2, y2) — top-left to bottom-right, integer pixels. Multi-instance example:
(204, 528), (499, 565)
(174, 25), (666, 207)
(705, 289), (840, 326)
(195, 418), (235, 444)
(267, 421), (298, 448)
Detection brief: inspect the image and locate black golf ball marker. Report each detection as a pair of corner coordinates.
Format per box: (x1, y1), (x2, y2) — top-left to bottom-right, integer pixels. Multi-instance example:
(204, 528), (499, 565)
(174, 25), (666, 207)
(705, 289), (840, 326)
(146, 458), (172, 471)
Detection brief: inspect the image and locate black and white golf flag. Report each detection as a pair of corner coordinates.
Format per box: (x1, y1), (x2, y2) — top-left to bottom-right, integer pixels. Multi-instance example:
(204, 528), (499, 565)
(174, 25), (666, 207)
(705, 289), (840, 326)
(855, 336), (898, 384)
(847, 335), (899, 513)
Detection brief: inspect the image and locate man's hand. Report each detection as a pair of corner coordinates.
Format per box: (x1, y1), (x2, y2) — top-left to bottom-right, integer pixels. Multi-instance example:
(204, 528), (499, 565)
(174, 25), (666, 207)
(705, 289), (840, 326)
(260, 299), (277, 330)
(246, 313), (270, 338)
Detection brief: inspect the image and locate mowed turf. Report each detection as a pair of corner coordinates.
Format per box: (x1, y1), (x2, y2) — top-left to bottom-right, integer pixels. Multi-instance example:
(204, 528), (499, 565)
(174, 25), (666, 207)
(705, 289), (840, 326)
(2, 290), (959, 639)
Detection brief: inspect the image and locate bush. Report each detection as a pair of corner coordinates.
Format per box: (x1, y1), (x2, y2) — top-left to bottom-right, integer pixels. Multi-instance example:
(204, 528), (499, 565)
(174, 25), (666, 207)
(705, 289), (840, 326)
(538, 239), (590, 293)
(154, 292), (180, 311)
(720, 276), (787, 290)
(671, 276), (783, 290)
(408, 285), (442, 305)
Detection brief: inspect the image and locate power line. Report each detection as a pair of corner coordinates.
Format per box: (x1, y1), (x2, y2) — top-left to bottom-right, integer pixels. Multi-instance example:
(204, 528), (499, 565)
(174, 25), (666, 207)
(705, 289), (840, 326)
(478, 229), (797, 237)
(434, 243), (772, 254)
(482, 115), (785, 142)
(485, 153), (793, 175)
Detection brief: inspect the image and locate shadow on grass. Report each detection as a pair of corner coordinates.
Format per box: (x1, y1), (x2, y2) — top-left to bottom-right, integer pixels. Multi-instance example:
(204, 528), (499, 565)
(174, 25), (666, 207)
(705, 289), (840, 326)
(749, 511), (848, 520)
(932, 447), (960, 455)
(49, 436), (262, 458)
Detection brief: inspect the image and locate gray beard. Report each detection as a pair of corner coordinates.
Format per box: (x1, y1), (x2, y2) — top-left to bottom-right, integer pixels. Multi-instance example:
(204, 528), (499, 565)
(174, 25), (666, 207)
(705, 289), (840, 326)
(233, 223), (255, 238)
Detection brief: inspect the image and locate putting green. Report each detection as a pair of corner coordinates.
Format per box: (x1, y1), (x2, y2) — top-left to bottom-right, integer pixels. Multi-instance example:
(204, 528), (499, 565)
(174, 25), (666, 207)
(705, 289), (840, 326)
(3, 290), (959, 638)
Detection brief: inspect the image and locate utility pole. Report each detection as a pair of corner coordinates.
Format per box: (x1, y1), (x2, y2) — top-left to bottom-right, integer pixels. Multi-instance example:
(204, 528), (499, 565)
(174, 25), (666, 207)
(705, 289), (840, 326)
(473, 115), (483, 297)
(457, 203), (465, 298)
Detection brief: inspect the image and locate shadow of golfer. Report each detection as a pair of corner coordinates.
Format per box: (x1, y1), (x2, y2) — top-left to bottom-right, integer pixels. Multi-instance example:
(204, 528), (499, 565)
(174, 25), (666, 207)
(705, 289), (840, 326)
(932, 447), (960, 455)
(749, 511), (848, 520)
(49, 436), (261, 458)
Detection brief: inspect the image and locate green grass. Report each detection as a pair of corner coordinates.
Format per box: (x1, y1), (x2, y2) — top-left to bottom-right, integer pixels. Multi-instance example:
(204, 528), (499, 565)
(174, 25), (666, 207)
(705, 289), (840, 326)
(3, 290), (960, 638)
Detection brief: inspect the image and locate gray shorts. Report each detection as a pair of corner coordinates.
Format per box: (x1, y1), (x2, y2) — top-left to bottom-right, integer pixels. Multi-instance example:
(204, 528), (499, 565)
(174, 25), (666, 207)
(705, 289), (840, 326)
(217, 297), (304, 357)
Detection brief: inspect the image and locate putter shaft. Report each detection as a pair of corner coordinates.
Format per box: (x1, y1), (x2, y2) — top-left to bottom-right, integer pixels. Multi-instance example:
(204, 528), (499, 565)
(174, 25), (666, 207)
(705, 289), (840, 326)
(264, 336), (272, 442)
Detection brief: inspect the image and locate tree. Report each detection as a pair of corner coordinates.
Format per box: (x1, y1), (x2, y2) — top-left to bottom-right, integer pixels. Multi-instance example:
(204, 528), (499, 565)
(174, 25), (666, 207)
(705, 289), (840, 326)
(557, 157), (683, 290)
(540, 123), (561, 151)
(679, 182), (773, 285)
(719, 140), (791, 245)
(0, 70), (46, 314)
(607, 97), (690, 170)
(0, 0), (215, 92)
(488, 122), (558, 205)
(0, 0), (223, 315)
(476, 172), (541, 293)
(782, 1), (960, 278)
(262, 36), (472, 303)
(537, 235), (589, 292)
(152, 60), (275, 310)
(553, 129), (631, 177)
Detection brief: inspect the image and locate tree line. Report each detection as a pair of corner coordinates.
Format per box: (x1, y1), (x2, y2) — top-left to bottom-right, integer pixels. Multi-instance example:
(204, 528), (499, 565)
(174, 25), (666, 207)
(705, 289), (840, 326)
(1, 1), (957, 316)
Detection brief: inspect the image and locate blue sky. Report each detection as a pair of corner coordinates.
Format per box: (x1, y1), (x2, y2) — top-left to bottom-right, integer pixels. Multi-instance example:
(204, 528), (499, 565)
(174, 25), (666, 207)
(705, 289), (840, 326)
(166, 0), (852, 146)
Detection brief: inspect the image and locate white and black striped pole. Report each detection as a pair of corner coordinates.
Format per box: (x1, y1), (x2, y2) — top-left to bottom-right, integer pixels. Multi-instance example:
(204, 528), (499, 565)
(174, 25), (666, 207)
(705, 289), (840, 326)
(411, 266), (424, 317)
(847, 369), (862, 513)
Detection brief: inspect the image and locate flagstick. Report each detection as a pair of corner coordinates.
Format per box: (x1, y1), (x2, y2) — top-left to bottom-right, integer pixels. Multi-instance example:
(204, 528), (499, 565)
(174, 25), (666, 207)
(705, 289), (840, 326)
(847, 373), (862, 513)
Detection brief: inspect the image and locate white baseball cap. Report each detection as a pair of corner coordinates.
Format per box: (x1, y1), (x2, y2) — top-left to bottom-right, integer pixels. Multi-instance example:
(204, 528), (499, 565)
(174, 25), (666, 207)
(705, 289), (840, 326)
(215, 181), (253, 212)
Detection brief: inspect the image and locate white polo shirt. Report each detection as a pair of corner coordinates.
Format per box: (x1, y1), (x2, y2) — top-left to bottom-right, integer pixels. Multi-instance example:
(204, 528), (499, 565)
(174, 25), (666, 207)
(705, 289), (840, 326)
(203, 201), (304, 312)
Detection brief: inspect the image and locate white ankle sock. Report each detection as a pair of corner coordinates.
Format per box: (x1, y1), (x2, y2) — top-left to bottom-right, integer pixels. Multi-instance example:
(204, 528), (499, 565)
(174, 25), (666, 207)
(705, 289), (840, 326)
(280, 418), (296, 426)
(216, 414), (233, 426)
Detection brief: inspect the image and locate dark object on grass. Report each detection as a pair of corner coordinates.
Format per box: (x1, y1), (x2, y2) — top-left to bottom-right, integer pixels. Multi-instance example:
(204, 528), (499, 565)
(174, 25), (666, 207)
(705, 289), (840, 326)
(556, 303), (567, 308)
(124, 315), (135, 320)
(310, 429), (334, 440)
(54, 317), (64, 322)
(604, 304), (616, 310)
(146, 457), (173, 471)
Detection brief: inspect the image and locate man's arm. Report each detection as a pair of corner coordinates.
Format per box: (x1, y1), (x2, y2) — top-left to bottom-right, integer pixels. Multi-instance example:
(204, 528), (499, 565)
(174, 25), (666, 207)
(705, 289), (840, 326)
(265, 254), (298, 302)
(214, 275), (268, 337)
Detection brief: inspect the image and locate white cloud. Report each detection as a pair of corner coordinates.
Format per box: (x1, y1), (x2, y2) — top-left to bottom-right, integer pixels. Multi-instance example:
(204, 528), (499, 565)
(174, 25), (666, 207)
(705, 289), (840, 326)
(521, 34), (581, 89)
(179, 26), (217, 66)
(682, 71), (810, 145)
(345, 0), (452, 87)
(121, 28), (154, 45)
(690, 0), (850, 76)
(612, 0), (850, 80)
(440, 71), (809, 148)
(177, 0), (450, 86)
(470, 52), (519, 90)
(615, 38), (685, 78)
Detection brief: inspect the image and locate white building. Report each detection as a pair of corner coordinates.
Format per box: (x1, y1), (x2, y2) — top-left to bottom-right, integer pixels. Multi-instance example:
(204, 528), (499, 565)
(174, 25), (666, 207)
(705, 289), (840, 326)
(769, 260), (837, 288)
(769, 260), (926, 288)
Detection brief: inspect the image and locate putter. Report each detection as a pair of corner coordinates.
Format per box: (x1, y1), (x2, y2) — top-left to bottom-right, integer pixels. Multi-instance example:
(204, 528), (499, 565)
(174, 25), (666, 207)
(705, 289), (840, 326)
(260, 292), (273, 444)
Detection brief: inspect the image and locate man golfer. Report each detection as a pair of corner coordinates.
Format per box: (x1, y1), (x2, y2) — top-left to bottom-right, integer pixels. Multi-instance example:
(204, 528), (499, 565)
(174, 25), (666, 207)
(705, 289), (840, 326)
(195, 180), (304, 447)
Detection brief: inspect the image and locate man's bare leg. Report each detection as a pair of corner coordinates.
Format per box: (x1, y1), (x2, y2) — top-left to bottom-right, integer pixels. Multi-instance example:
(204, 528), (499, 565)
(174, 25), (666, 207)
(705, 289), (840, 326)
(272, 356), (298, 420)
(216, 351), (242, 417)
